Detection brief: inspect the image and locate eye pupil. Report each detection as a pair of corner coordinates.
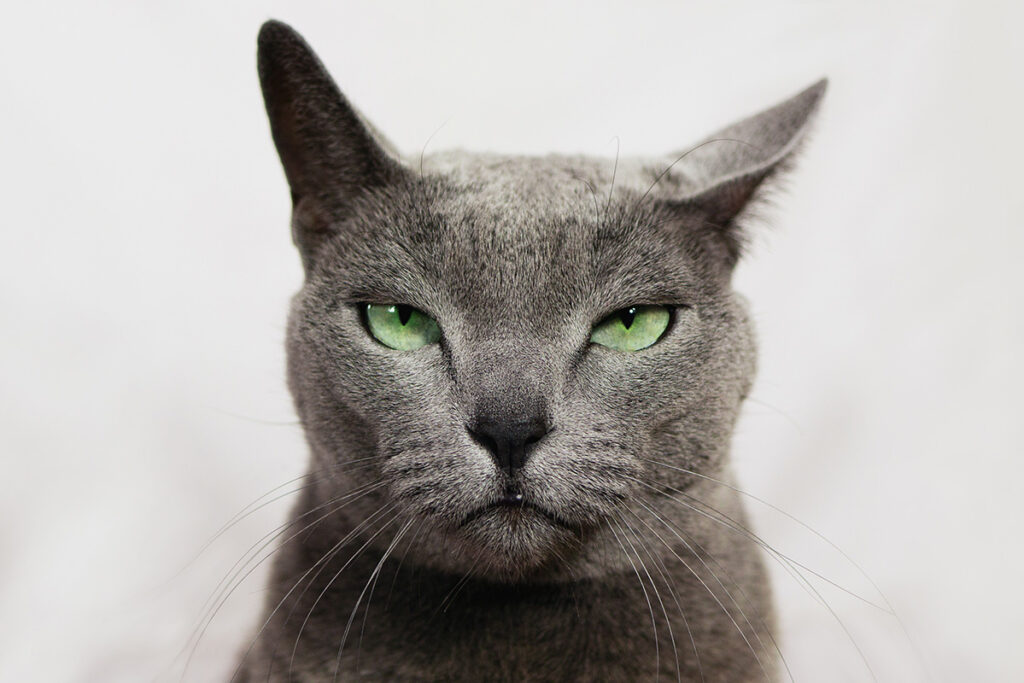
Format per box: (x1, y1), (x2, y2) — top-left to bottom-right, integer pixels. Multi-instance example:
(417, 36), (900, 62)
(619, 307), (637, 329)
(397, 305), (412, 326)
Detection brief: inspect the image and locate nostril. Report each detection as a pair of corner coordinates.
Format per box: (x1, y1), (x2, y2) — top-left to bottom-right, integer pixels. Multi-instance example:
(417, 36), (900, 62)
(524, 427), (545, 446)
(467, 426), (499, 454)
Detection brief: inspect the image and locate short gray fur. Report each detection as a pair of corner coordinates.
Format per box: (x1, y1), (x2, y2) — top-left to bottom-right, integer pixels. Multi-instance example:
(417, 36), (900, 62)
(236, 19), (825, 683)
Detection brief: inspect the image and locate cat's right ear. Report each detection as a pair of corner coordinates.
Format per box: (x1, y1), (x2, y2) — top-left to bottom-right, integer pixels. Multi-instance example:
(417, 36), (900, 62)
(257, 20), (403, 268)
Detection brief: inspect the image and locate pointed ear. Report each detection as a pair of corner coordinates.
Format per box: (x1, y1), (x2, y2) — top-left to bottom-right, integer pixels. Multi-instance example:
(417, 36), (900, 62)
(674, 79), (827, 267)
(257, 20), (404, 266)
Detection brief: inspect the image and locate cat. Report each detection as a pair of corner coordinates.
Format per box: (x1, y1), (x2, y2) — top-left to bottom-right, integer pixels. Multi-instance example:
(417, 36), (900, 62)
(233, 19), (825, 683)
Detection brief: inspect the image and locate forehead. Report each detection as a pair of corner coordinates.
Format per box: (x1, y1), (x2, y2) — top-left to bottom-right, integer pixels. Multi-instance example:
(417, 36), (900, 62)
(325, 154), (702, 324)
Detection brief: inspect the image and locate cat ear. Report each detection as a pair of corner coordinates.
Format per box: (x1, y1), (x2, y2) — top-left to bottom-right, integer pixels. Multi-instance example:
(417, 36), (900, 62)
(257, 20), (404, 266)
(674, 79), (827, 267)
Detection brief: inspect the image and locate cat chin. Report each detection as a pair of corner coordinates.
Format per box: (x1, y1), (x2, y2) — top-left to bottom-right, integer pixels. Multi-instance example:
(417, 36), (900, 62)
(415, 506), (585, 581)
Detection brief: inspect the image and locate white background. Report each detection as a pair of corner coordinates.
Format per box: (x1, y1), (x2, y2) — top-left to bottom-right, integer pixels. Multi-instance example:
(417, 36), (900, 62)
(1, 1), (1021, 681)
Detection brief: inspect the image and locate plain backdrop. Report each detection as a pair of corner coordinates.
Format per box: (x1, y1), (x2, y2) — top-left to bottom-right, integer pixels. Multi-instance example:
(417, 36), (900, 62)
(1, 1), (1021, 681)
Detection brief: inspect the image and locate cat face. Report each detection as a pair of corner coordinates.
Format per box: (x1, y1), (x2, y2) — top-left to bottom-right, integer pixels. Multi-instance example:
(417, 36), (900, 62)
(285, 163), (756, 579)
(259, 21), (823, 581)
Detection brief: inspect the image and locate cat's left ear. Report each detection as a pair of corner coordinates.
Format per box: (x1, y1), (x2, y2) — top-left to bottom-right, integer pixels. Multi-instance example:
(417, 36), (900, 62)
(671, 79), (827, 267)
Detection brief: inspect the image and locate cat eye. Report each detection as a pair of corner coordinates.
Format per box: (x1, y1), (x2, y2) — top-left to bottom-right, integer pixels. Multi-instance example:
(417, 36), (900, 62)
(589, 305), (671, 351)
(364, 304), (441, 350)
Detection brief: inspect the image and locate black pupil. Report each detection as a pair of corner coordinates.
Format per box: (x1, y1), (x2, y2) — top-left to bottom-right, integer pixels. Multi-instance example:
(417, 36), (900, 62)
(619, 307), (637, 329)
(397, 305), (413, 326)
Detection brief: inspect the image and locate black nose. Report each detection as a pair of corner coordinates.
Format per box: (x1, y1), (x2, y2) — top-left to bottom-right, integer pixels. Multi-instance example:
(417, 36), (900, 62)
(469, 418), (548, 477)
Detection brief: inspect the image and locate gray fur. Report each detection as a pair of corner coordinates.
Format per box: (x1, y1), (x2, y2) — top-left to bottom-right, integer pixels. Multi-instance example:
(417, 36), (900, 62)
(237, 19), (825, 682)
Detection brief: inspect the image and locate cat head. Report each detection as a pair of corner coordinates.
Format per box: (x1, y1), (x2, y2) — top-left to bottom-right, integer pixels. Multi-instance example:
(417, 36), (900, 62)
(258, 20), (824, 581)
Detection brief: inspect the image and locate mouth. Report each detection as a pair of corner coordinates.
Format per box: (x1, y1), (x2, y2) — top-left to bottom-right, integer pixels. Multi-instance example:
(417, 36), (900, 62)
(459, 491), (576, 530)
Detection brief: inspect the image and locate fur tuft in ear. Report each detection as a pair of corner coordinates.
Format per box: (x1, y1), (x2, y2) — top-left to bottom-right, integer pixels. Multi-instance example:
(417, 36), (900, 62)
(257, 20), (404, 268)
(671, 79), (827, 267)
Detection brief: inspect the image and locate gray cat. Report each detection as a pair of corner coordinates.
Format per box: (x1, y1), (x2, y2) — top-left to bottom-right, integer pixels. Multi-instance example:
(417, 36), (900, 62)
(234, 19), (825, 683)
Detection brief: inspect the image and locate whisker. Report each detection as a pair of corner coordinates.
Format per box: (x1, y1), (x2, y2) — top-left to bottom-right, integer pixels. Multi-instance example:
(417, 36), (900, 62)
(609, 517), (661, 682)
(221, 490), (391, 682)
(684, 487), (877, 612)
(432, 549), (484, 617)
(642, 475), (831, 604)
(667, 515), (789, 682)
(617, 514), (681, 682)
(183, 473), (313, 569)
(419, 118), (450, 176)
(633, 470), (877, 681)
(384, 516), (428, 610)
(642, 457), (895, 612)
(266, 502), (399, 680)
(628, 496), (787, 683)
(606, 135), (620, 218)
(180, 478), (386, 680)
(569, 170), (602, 218)
(639, 460), (893, 613)
(744, 395), (805, 435)
(281, 502), (402, 679)
(354, 519), (417, 672)
(328, 510), (406, 681)
(623, 495), (771, 682)
(186, 476), (386, 654)
(177, 458), (381, 580)
(631, 137), (764, 213)
(619, 509), (704, 683)
(682, 494), (875, 680)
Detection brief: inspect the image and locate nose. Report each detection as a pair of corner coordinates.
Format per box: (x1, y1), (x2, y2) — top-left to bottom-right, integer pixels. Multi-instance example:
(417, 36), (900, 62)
(469, 417), (549, 478)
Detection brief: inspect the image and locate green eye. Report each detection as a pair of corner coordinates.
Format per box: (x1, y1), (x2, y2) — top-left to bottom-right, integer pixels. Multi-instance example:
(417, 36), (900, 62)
(590, 305), (671, 351)
(365, 304), (441, 350)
